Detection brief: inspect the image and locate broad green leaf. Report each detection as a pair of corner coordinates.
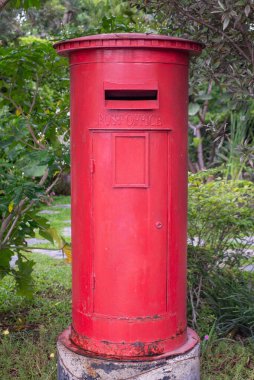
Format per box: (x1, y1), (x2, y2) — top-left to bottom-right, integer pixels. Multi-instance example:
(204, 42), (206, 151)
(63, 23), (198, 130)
(39, 229), (54, 244)
(0, 248), (14, 279)
(189, 103), (200, 116)
(15, 108), (22, 116)
(193, 137), (202, 148)
(23, 164), (48, 177)
(8, 200), (14, 213)
(63, 243), (72, 264)
(14, 257), (35, 297)
(46, 228), (64, 248)
(196, 94), (213, 101)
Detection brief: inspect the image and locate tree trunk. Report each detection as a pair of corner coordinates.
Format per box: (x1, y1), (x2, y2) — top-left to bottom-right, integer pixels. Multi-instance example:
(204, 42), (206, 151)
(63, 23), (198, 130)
(196, 127), (205, 170)
(0, 0), (11, 12)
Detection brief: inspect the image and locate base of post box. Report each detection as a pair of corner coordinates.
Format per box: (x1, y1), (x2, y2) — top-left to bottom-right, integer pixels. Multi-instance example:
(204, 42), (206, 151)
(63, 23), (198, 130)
(57, 336), (200, 380)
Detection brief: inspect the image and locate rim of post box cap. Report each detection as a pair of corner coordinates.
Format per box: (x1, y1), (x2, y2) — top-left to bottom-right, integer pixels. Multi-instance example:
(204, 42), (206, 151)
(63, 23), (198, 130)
(53, 33), (204, 56)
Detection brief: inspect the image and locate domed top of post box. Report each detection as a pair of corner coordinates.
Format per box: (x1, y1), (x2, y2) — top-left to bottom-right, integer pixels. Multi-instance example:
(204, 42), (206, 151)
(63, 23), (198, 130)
(54, 33), (204, 57)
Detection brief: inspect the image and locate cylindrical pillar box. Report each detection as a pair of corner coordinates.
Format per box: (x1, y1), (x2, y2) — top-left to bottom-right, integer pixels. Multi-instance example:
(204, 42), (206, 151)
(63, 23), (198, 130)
(54, 33), (203, 360)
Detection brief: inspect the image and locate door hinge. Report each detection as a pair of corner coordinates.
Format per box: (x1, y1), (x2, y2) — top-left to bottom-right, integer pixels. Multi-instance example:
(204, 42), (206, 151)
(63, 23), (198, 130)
(93, 275), (96, 290)
(90, 159), (95, 174)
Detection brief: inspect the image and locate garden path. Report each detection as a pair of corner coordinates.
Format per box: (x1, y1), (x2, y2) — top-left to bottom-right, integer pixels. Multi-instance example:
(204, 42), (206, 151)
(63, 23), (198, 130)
(10, 203), (254, 272)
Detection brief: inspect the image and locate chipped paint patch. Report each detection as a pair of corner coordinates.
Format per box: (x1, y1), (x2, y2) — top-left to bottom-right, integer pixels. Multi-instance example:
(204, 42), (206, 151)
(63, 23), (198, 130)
(58, 325), (199, 361)
(57, 337), (200, 379)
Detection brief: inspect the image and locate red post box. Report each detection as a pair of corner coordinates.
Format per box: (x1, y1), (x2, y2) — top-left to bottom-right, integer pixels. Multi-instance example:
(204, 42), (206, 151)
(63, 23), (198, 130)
(54, 33), (203, 360)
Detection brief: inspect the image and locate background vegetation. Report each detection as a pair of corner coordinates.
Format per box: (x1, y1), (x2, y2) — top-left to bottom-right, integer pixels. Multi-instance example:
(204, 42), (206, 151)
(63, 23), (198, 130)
(0, 0), (254, 378)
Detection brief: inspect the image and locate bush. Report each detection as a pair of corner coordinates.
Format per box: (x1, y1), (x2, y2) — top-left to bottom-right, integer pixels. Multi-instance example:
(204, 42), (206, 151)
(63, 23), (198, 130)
(187, 171), (254, 336)
(207, 271), (254, 338)
(188, 173), (254, 266)
(0, 38), (70, 295)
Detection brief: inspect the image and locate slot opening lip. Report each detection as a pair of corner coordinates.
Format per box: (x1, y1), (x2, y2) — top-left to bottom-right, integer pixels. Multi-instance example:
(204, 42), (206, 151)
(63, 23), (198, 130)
(104, 82), (159, 110)
(105, 89), (158, 101)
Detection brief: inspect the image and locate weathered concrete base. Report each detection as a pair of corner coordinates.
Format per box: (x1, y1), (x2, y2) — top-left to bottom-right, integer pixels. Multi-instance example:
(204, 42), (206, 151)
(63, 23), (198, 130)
(57, 339), (200, 380)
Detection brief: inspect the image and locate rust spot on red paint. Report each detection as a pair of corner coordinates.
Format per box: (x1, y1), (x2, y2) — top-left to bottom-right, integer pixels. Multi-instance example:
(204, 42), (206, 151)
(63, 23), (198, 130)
(87, 313), (164, 322)
(131, 340), (165, 356)
(133, 341), (145, 351)
(101, 340), (110, 345)
(60, 326), (199, 362)
(68, 325), (194, 360)
(85, 364), (98, 378)
(147, 342), (164, 356)
(134, 314), (162, 321)
(176, 326), (187, 336)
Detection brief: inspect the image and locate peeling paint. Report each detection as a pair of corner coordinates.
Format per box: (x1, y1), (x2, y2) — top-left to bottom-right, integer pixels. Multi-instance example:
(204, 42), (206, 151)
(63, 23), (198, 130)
(60, 326), (199, 361)
(57, 337), (200, 379)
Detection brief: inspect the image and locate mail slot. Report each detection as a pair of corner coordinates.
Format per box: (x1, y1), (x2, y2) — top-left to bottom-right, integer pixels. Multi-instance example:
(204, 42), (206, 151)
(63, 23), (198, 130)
(54, 33), (203, 359)
(104, 82), (159, 109)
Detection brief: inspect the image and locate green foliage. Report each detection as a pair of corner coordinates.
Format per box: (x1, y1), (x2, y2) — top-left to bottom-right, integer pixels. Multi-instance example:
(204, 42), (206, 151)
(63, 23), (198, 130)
(188, 102), (201, 116)
(56, 0), (159, 39)
(0, 252), (71, 379)
(14, 255), (35, 297)
(0, 252), (253, 379)
(13, 0), (41, 10)
(64, 0), (143, 35)
(201, 339), (254, 380)
(132, 0), (254, 172)
(188, 174), (254, 262)
(136, 0), (254, 101)
(1, 0), (154, 41)
(0, 207), (56, 297)
(0, 38), (70, 295)
(1, 0), (251, 174)
(216, 112), (254, 180)
(207, 271), (254, 337)
(187, 172), (254, 335)
(0, 3), (155, 298)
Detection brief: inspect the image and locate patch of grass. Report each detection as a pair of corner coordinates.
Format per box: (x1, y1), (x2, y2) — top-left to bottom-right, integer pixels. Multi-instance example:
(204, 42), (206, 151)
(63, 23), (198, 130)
(40, 195), (70, 229)
(1, 256), (253, 380)
(39, 207), (70, 233)
(50, 195), (71, 206)
(32, 195), (71, 247)
(1, 195), (253, 378)
(0, 253), (71, 380)
(201, 339), (254, 380)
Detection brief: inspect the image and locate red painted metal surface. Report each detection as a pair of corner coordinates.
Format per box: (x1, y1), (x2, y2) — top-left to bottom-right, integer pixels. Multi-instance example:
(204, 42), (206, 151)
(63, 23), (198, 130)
(54, 33), (203, 359)
(59, 326), (200, 361)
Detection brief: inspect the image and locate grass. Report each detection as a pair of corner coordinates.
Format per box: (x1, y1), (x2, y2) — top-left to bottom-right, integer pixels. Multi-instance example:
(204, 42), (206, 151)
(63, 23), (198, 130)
(38, 195), (71, 233)
(32, 195), (71, 249)
(0, 253), (71, 380)
(201, 339), (254, 379)
(1, 195), (254, 379)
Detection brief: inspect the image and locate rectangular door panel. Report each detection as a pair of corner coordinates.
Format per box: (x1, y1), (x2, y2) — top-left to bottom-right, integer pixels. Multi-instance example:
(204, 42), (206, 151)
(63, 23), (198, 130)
(91, 131), (169, 317)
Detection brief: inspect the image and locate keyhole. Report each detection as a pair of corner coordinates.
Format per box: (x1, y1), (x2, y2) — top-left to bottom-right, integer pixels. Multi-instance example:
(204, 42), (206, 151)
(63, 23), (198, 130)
(156, 221), (163, 229)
